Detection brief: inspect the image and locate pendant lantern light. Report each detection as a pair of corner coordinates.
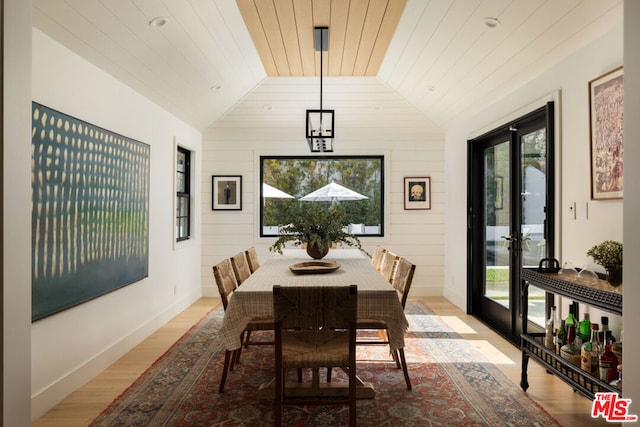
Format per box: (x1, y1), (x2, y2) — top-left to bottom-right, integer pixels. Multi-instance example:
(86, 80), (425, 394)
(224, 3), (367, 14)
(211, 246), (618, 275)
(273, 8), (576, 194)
(306, 27), (334, 152)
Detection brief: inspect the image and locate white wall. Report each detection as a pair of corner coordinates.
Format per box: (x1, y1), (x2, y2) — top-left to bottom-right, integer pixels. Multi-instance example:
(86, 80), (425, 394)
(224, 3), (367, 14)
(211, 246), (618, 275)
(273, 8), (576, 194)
(444, 24), (623, 312)
(29, 29), (203, 419)
(201, 78), (446, 297)
(4, 0), (33, 425)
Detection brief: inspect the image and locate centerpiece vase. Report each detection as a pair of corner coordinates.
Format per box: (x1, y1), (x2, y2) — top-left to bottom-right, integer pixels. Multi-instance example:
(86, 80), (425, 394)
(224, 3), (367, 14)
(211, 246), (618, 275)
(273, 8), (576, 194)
(306, 241), (331, 259)
(606, 268), (623, 288)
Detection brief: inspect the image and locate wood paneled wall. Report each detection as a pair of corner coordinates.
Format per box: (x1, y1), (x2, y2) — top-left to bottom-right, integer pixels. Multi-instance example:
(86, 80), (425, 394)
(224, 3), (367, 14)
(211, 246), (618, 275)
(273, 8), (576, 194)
(201, 77), (445, 297)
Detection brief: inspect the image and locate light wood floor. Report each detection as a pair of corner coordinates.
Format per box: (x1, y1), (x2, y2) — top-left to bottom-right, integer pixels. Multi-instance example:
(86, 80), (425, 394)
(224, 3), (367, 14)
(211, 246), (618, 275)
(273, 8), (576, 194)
(32, 297), (617, 426)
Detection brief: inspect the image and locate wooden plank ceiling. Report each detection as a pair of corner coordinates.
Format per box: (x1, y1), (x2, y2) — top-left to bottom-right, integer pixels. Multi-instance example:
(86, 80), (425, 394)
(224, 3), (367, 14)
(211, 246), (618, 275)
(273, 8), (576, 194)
(237, 0), (406, 77)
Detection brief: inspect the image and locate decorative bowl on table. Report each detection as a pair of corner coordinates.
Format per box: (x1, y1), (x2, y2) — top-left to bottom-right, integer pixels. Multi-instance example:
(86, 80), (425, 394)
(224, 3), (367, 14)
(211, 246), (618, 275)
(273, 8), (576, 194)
(289, 260), (341, 275)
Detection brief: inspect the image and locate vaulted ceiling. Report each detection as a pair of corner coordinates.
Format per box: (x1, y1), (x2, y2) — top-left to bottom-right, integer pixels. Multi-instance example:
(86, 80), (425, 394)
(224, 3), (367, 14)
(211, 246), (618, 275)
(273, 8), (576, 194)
(32, 0), (622, 131)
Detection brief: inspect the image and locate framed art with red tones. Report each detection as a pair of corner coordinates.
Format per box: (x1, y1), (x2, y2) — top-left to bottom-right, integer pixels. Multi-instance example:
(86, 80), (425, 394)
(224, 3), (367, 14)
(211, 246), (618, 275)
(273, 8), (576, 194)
(589, 66), (623, 200)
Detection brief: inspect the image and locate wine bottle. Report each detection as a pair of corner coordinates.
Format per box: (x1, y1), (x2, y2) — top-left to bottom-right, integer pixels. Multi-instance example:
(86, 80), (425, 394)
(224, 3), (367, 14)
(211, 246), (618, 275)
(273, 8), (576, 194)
(580, 323), (600, 375)
(556, 319), (567, 353)
(545, 306), (556, 350)
(578, 312), (591, 344)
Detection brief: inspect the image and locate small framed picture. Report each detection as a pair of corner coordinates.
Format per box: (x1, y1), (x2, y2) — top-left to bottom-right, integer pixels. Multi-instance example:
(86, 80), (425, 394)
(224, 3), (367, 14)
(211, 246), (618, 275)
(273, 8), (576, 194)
(212, 175), (242, 210)
(404, 177), (431, 210)
(589, 66), (623, 200)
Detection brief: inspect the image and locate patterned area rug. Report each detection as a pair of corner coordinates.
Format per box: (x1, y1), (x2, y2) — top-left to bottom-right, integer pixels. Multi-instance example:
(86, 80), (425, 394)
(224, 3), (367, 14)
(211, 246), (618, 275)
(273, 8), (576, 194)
(91, 302), (560, 426)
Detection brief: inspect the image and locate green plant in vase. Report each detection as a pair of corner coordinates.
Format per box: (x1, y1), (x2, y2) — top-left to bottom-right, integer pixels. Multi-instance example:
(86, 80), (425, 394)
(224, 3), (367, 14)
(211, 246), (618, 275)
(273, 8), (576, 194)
(269, 202), (367, 259)
(587, 240), (623, 288)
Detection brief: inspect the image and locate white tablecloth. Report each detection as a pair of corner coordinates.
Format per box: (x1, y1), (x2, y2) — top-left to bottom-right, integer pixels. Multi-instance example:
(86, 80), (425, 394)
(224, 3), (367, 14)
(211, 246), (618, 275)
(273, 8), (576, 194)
(219, 249), (409, 352)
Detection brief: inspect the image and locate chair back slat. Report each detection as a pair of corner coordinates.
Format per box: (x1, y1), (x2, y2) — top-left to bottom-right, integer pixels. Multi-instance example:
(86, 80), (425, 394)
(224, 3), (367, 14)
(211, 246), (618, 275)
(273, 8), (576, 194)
(380, 251), (400, 283)
(245, 246), (260, 273)
(230, 252), (251, 285)
(273, 285), (357, 330)
(371, 246), (387, 271)
(212, 259), (238, 309)
(391, 258), (416, 308)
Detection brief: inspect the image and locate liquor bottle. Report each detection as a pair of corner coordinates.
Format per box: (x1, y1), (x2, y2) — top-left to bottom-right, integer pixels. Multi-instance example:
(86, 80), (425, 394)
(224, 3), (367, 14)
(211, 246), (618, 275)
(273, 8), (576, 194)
(613, 328), (622, 366)
(578, 312), (591, 343)
(545, 306), (556, 350)
(561, 324), (581, 366)
(556, 319), (567, 353)
(599, 338), (619, 383)
(600, 316), (615, 342)
(580, 323), (600, 375)
(610, 365), (623, 390)
(565, 305), (577, 331)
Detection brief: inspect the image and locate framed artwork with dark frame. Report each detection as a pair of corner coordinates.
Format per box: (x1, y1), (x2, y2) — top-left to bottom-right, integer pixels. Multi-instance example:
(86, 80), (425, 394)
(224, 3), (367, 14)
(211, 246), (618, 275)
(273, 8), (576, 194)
(212, 175), (242, 210)
(589, 66), (624, 200)
(404, 177), (431, 210)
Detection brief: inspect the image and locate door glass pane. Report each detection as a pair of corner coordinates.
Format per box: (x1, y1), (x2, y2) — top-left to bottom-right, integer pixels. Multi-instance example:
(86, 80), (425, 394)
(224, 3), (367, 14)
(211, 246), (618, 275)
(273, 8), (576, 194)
(484, 141), (510, 308)
(521, 128), (547, 326)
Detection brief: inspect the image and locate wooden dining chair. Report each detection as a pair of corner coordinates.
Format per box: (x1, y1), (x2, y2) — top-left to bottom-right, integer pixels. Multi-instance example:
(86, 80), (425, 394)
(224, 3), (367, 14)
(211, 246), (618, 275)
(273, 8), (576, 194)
(380, 250), (400, 283)
(213, 258), (273, 393)
(213, 259), (240, 392)
(371, 246), (387, 272)
(245, 246), (260, 273)
(351, 257), (415, 390)
(273, 285), (358, 426)
(230, 251), (252, 285)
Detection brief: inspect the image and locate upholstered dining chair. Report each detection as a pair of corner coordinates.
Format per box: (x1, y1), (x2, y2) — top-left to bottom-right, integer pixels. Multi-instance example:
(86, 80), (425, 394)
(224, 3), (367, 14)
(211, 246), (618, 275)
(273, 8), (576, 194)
(213, 258), (273, 393)
(230, 251), (252, 285)
(350, 257), (416, 390)
(273, 285), (358, 426)
(370, 246), (387, 272)
(379, 250), (400, 283)
(245, 246), (260, 273)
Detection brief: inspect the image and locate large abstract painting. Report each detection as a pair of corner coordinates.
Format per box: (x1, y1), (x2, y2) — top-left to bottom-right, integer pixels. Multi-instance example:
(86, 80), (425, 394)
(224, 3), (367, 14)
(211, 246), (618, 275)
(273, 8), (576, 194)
(31, 103), (150, 321)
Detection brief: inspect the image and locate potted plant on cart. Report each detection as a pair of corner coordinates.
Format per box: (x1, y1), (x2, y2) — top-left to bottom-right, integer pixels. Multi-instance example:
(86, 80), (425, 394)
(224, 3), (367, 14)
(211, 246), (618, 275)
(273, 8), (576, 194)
(587, 240), (623, 288)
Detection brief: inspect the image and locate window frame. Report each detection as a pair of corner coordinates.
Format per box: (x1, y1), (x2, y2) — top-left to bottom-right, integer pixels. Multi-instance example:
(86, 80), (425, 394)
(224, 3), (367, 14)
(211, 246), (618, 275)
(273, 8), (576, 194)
(259, 155), (385, 238)
(176, 145), (191, 242)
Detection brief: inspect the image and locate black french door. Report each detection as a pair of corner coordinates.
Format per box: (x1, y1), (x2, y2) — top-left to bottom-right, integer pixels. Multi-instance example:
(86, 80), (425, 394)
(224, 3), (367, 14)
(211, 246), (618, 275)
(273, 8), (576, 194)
(467, 103), (555, 344)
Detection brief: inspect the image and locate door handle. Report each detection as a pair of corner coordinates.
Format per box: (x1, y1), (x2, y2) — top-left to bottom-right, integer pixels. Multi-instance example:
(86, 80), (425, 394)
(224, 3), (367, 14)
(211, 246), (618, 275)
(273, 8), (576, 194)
(501, 234), (520, 252)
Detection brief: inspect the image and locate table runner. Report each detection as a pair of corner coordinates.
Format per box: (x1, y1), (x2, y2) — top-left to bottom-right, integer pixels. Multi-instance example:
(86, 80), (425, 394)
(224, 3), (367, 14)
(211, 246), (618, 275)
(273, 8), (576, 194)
(219, 249), (408, 351)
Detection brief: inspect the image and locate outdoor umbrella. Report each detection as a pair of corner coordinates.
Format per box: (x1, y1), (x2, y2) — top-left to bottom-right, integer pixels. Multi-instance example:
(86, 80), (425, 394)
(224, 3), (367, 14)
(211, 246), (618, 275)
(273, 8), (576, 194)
(262, 183), (294, 199)
(300, 182), (368, 202)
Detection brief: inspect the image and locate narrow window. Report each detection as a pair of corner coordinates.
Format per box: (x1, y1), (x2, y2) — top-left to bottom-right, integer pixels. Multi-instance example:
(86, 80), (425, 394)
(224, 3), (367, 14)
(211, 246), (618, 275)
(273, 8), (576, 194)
(176, 146), (191, 241)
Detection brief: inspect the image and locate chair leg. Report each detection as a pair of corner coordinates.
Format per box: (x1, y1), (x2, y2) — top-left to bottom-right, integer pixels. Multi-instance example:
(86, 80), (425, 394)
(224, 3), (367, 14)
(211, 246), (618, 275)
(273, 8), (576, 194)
(243, 330), (253, 347)
(397, 348), (412, 390)
(219, 350), (233, 393)
(391, 348), (401, 369)
(234, 332), (246, 366)
(349, 367), (357, 426)
(327, 367), (332, 382)
(274, 365), (282, 426)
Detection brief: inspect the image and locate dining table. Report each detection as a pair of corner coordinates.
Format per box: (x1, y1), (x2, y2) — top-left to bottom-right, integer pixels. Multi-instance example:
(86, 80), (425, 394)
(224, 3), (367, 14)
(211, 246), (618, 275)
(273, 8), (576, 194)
(218, 248), (410, 398)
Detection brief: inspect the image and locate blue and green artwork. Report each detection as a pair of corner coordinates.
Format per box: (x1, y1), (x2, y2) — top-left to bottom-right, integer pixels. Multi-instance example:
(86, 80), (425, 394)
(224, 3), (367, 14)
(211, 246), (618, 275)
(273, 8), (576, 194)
(31, 102), (150, 321)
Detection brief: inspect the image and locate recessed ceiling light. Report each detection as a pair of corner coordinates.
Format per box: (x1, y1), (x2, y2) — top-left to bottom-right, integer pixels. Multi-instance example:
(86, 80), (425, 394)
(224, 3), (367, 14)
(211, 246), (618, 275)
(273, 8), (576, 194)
(482, 17), (500, 28)
(263, 104), (273, 111)
(210, 84), (222, 91)
(149, 17), (167, 28)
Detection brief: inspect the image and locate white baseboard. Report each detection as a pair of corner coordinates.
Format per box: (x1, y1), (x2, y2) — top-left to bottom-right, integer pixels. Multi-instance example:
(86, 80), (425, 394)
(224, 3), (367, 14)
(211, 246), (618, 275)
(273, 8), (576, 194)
(31, 291), (201, 421)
